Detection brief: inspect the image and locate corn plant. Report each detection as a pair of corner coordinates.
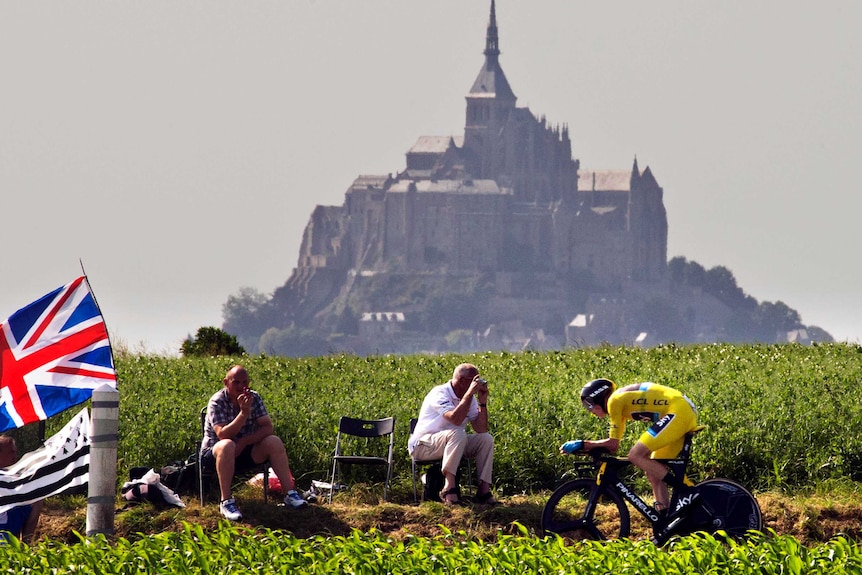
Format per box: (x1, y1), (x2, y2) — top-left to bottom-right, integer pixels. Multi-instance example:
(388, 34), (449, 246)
(3, 523), (862, 573)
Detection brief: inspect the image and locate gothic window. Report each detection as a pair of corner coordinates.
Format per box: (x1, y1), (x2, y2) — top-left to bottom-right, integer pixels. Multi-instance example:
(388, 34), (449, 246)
(472, 104), (489, 122)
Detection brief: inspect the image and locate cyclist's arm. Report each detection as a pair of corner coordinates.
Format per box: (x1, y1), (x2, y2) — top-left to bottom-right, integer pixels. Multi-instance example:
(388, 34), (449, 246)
(583, 438), (620, 453)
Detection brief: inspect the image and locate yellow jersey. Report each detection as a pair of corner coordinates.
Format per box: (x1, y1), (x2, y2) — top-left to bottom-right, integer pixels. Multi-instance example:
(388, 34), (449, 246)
(606, 382), (698, 456)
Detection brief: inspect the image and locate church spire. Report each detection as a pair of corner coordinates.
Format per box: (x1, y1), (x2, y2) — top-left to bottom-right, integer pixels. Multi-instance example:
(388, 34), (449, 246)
(485, 0), (500, 63)
(468, 0), (515, 100)
(631, 155), (641, 188)
(464, 0), (517, 179)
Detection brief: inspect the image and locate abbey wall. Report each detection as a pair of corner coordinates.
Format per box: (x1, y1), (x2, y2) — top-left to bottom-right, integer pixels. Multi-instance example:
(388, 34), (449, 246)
(277, 1), (673, 351)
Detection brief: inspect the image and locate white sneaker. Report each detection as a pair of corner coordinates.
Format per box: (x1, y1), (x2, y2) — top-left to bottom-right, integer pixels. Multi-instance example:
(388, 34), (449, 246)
(284, 489), (308, 509)
(219, 498), (242, 521)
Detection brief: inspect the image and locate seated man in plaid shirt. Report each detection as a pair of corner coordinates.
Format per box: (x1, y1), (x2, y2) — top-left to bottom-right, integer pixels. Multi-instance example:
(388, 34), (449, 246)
(200, 365), (306, 521)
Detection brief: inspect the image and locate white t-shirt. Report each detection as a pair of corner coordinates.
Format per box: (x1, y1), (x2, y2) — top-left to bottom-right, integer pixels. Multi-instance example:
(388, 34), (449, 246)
(408, 382), (479, 454)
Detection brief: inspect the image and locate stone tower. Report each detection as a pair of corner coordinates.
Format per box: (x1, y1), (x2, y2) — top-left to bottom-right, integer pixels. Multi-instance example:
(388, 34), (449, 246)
(463, 0), (517, 181)
(268, 0), (669, 345)
(462, 0), (579, 204)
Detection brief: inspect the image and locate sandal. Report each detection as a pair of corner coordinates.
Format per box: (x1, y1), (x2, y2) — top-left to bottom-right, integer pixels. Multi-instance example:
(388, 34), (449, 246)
(439, 487), (461, 506)
(474, 491), (499, 506)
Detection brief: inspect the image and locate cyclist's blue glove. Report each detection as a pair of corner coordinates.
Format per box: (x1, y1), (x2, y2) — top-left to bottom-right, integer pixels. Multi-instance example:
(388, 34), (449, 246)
(560, 439), (584, 454)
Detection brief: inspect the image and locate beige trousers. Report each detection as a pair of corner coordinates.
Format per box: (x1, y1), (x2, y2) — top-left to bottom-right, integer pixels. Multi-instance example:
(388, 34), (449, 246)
(411, 428), (494, 486)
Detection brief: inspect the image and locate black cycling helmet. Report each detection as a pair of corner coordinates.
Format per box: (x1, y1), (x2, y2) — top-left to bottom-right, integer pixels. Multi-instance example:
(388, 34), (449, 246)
(580, 378), (616, 412)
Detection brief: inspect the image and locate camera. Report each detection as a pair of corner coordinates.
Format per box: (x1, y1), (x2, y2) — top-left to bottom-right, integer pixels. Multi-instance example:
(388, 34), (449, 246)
(477, 378), (487, 385)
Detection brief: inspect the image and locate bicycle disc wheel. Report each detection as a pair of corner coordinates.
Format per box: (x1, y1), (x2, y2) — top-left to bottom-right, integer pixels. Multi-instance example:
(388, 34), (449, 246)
(541, 478), (630, 540)
(682, 479), (762, 538)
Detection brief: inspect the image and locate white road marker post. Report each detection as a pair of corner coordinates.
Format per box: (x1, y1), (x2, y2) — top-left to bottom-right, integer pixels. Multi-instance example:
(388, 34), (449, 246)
(86, 384), (120, 537)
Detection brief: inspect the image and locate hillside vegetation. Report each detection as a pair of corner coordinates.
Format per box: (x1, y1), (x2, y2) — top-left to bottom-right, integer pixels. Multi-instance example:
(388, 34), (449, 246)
(15, 342), (858, 497)
(225, 259), (832, 357)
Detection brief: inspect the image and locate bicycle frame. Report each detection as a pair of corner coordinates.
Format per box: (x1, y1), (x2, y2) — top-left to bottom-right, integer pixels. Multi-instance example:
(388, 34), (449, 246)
(544, 426), (761, 544)
(576, 431), (700, 541)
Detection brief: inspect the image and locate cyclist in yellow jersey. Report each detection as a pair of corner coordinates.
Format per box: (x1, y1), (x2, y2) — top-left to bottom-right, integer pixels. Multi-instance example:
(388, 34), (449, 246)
(560, 378), (698, 513)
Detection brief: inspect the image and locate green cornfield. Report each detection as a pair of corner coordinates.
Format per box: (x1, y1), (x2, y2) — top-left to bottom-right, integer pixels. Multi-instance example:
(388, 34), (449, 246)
(73, 342), (862, 495)
(6, 343), (862, 569)
(2, 522), (862, 574)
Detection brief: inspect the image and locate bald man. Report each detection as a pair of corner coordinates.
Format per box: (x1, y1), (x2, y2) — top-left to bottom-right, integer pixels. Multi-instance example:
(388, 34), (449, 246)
(408, 363), (497, 505)
(201, 365), (306, 521)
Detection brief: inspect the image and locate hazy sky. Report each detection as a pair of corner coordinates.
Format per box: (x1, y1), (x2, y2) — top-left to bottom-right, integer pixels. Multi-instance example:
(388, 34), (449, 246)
(2, 1), (860, 354)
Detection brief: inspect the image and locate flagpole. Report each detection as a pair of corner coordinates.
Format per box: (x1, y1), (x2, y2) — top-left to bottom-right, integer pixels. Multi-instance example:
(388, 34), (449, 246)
(80, 259), (119, 372)
(78, 261), (120, 537)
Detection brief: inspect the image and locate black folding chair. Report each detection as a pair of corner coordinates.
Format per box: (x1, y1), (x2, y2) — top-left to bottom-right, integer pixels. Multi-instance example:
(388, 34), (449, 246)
(197, 407), (269, 506)
(328, 416), (395, 503)
(409, 417), (472, 504)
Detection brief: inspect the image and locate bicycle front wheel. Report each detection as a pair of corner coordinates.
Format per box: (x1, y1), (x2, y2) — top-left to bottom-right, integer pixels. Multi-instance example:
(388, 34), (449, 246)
(541, 478), (630, 540)
(683, 478), (762, 539)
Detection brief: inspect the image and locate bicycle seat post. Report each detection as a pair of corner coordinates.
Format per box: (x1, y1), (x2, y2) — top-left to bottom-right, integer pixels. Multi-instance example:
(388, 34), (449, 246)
(665, 429), (702, 501)
(675, 431), (695, 473)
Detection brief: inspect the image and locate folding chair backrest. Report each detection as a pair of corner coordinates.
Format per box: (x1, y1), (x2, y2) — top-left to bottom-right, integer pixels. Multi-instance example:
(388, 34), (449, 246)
(409, 417), (436, 464)
(339, 416), (396, 439)
(329, 416), (395, 502)
(198, 407), (213, 505)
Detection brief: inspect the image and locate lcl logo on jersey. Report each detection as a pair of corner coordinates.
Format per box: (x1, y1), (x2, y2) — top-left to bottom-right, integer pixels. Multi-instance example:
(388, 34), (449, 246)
(632, 398), (669, 406)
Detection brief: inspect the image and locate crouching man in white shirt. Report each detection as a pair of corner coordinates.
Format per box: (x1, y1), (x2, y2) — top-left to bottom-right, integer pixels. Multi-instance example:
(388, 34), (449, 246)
(407, 363), (497, 505)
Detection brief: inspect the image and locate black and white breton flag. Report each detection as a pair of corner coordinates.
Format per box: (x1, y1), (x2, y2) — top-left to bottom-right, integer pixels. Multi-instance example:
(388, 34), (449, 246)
(0, 407), (90, 514)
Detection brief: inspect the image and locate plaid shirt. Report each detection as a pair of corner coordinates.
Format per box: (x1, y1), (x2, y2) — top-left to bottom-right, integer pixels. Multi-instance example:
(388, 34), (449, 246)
(201, 387), (268, 451)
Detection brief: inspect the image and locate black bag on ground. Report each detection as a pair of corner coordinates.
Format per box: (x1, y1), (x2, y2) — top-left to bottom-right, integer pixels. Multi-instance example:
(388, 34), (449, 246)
(423, 463), (445, 502)
(159, 454), (198, 496)
(129, 466), (149, 481)
(423, 462), (466, 502)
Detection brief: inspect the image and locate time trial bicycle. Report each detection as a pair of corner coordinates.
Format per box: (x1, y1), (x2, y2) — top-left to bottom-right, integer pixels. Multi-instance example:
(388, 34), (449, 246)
(541, 426), (763, 545)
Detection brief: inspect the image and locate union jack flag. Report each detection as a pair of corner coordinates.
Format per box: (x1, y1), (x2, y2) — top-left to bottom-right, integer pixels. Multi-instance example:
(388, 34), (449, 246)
(0, 276), (117, 432)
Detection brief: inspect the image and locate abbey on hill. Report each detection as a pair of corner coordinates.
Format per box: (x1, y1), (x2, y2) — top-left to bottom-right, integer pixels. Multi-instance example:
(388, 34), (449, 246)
(225, 1), (827, 356)
(296, 1), (666, 287)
